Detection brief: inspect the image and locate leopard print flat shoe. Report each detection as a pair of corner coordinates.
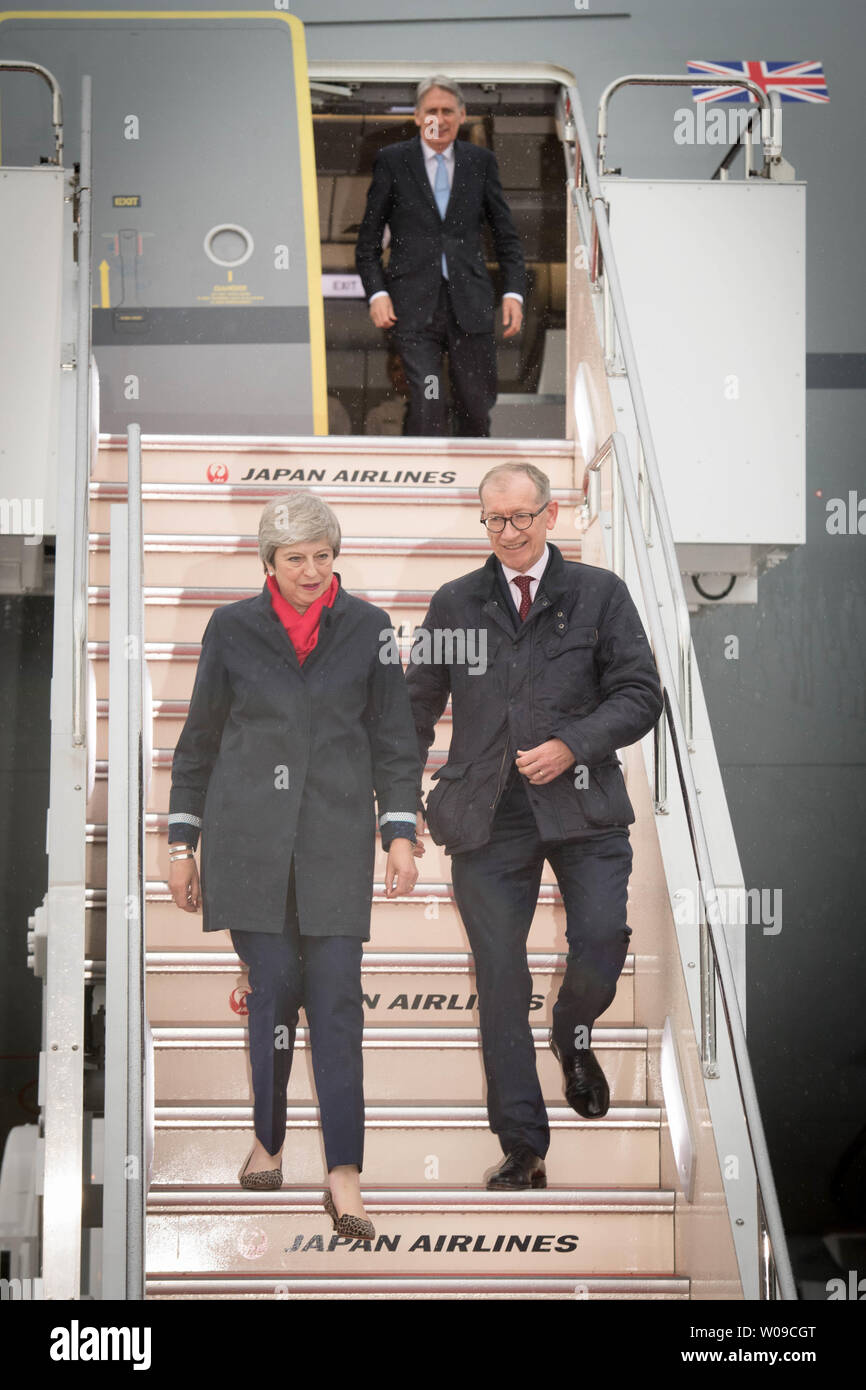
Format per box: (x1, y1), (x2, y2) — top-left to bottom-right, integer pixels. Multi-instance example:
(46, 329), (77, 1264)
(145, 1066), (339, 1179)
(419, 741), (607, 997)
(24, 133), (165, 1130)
(323, 1187), (375, 1242)
(239, 1149), (283, 1190)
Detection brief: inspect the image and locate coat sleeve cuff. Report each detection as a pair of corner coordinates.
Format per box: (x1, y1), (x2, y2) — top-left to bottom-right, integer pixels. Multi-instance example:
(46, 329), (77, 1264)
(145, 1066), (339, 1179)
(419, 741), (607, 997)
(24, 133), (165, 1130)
(551, 717), (611, 768)
(167, 812), (202, 851)
(379, 813), (417, 849)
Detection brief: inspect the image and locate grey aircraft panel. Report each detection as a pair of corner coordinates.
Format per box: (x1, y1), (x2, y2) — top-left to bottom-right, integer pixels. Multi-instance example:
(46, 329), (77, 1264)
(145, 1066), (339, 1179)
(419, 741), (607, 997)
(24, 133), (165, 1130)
(0, 12), (325, 435)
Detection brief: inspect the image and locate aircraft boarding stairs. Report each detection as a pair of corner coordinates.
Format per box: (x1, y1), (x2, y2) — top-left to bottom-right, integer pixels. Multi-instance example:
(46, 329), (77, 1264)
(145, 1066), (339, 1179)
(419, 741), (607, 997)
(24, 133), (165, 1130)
(88, 435), (735, 1299)
(4, 62), (797, 1302)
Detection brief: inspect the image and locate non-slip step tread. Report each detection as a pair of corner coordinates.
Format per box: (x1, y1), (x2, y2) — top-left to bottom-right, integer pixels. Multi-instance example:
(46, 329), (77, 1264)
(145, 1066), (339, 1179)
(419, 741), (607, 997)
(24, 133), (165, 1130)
(145, 947), (589, 967)
(91, 481), (582, 501)
(154, 1103), (659, 1126)
(146, 1186), (676, 1210)
(150, 1024), (647, 1043)
(144, 1273), (689, 1298)
(96, 434), (576, 453)
(89, 533), (582, 553)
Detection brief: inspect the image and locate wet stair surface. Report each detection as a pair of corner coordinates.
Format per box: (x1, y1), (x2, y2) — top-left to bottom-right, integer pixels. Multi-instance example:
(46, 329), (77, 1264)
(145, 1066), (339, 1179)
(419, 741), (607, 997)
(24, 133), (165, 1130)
(89, 437), (689, 1299)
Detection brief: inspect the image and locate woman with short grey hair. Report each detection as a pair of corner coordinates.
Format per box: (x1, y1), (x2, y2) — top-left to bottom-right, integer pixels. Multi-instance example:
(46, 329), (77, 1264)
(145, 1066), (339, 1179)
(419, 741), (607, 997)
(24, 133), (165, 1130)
(167, 490), (422, 1242)
(257, 491), (342, 569)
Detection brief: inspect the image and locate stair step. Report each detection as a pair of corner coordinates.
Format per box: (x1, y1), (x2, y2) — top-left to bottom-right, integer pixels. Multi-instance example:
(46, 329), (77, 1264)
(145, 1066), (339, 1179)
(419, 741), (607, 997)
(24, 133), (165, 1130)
(151, 1106), (660, 1188)
(89, 481), (582, 540)
(143, 950), (635, 1028)
(85, 875), (639, 954)
(93, 435), (579, 489)
(87, 533), (582, 589)
(145, 1272), (689, 1300)
(88, 585), (436, 643)
(151, 1024), (648, 1105)
(87, 888), (622, 956)
(87, 816), (561, 889)
(144, 1186), (673, 1276)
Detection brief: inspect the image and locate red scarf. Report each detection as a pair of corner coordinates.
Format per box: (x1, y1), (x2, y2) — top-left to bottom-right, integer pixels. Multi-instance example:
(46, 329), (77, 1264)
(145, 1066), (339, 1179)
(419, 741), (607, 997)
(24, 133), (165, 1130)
(266, 572), (339, 665)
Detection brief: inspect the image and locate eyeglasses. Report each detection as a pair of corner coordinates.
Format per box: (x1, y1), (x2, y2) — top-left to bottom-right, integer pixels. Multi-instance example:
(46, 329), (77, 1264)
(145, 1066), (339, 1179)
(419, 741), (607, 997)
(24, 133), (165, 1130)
(480, 502), (549, 533)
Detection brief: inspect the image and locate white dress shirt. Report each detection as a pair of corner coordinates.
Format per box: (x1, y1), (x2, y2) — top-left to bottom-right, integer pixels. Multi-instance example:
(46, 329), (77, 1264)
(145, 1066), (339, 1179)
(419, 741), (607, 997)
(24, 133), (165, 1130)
(369, 135), (523, 305)
(422, 136), (456, 192)
(500, 542), (551, 612)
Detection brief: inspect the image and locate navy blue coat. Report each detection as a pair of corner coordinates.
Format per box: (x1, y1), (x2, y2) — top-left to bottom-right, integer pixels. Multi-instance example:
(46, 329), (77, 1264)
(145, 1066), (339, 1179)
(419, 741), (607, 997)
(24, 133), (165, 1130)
(168, 580), (421, 936)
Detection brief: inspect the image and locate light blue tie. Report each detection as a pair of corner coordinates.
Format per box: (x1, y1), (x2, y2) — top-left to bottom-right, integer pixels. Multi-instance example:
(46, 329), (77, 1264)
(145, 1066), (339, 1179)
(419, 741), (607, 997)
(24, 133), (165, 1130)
(433, 152), (449, 279)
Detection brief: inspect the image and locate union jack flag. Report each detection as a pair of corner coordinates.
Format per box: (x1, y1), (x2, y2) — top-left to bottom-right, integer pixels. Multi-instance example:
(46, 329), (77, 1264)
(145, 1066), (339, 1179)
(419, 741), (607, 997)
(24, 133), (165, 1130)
(688, 60), (829, 104)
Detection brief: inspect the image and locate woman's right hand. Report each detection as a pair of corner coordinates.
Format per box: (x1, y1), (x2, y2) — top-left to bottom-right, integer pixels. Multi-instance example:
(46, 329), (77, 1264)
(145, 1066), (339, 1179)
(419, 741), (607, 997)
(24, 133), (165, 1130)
(168, 856), (201, 912)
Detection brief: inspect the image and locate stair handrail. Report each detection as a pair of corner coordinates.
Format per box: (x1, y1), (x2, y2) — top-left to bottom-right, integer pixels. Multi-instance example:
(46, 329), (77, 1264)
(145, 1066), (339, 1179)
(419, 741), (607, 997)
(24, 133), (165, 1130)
(72, 76), (93, 746)
(563, 78), (796, 1299)
(27, 70), (90, 1300)
(590, 433), (795, 1300)
(126, 422), (147, 1297)
(595, 73), (781, 178)
(0, 60), (64, 165)
(710, 96), (784, 182)
(103, 423), (147, 1298)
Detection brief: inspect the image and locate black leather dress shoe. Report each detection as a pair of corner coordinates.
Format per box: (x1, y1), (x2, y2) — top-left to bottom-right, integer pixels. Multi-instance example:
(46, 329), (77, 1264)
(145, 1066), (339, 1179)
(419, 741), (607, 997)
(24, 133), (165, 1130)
(550, 1038), (610, 1118)
(486, 1143), (547, 1190)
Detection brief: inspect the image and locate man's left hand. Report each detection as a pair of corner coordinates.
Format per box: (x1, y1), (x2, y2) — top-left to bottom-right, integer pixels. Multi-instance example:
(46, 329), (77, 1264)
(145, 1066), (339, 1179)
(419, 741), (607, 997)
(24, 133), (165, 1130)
(515, 739), (575, 785)
(502, 297), (523, 338)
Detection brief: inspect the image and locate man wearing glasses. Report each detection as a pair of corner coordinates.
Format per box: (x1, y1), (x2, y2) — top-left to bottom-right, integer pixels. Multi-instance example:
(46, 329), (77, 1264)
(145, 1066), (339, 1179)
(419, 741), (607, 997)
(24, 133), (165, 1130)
(405, 461), (663, 1189)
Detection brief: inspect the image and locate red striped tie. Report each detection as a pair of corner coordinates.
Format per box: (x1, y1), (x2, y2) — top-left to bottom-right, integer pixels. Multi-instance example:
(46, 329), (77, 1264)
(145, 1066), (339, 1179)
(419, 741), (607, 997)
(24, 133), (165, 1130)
(513, 574), (533, 621)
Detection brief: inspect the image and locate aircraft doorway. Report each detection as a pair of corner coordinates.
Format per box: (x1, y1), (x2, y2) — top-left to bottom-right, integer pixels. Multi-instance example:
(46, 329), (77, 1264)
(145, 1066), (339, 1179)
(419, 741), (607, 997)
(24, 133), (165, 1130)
(311, 74), (568, 440)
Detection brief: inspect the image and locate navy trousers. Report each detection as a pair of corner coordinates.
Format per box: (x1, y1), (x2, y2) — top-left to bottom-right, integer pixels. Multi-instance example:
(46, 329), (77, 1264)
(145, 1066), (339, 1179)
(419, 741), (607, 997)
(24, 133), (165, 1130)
(392, 278), (498, 437)
(450, 769), (633, 1159)
(229, 865), (365, 1171)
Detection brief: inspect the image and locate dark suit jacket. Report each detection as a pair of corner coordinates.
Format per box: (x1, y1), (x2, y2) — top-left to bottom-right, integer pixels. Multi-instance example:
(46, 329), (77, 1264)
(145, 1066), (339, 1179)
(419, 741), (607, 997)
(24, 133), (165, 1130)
(355, 134), (526, 334)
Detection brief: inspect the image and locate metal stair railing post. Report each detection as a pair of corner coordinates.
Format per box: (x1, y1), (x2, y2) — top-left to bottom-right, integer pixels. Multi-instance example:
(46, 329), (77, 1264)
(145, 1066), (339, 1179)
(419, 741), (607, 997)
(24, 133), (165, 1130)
(126, 422), (146, 1299)
(712, 92), (785, 183)
(29, 69), (90, 1301)
(103, 423), (147, 1298)
(72, 76), (92, 747)
(103, 506), (131, 1296)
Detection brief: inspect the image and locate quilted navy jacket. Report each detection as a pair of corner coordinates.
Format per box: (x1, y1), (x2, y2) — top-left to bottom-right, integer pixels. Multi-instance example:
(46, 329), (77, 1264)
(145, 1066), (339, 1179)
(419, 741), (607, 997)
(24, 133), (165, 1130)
(405, 544), (663, 854)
